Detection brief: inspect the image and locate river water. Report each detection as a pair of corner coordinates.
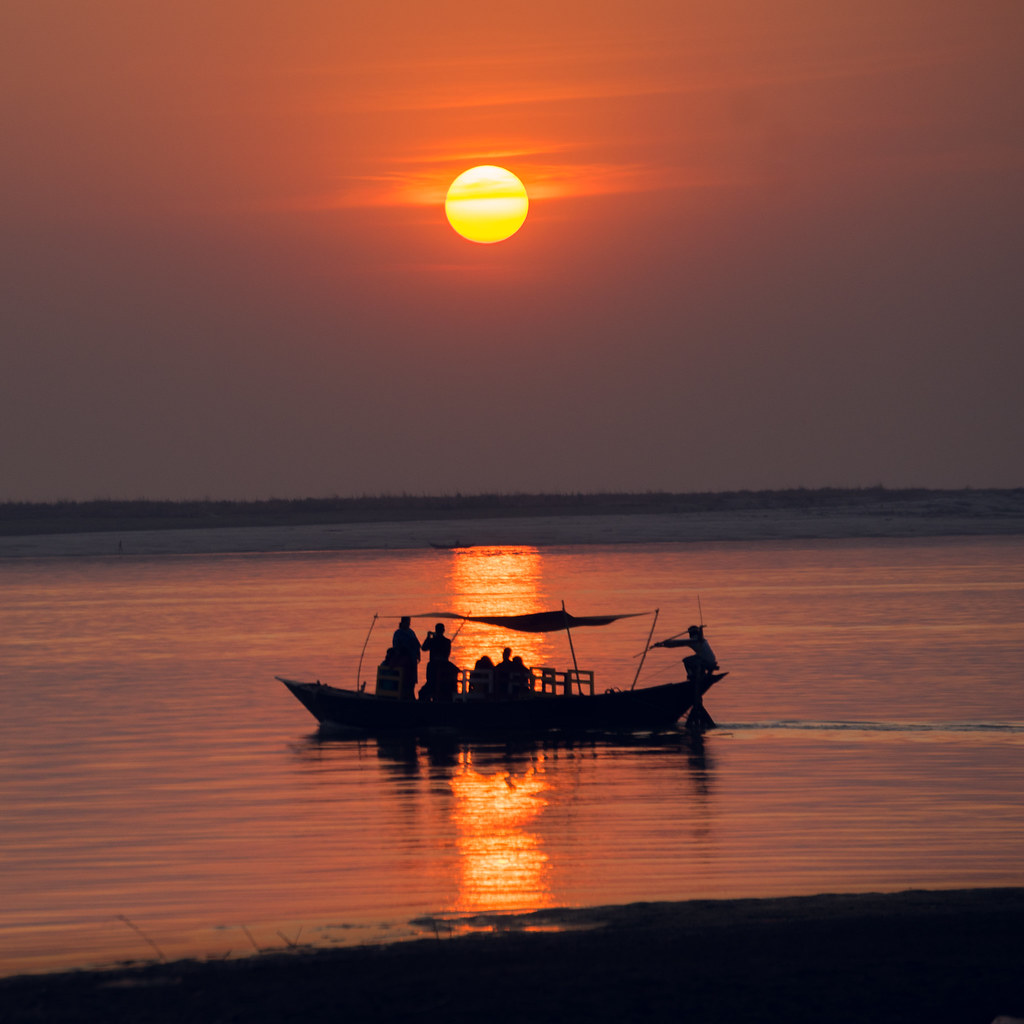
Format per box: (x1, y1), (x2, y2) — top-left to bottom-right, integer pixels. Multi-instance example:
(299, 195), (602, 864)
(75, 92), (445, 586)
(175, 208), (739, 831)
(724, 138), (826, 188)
(1, 535), (1022, 976)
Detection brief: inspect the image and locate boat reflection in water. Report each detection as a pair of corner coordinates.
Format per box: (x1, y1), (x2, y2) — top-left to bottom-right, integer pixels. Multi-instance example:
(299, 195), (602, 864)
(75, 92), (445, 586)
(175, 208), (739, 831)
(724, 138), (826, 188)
(446, 736), (714, 917)
(368, 735), (559, 915)
(449, 748), (553, 913)
(367, 731), (713, 925)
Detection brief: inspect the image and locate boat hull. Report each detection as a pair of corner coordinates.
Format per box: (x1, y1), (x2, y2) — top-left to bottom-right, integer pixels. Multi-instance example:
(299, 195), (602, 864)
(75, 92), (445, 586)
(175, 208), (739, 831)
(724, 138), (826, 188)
(278, 674), (725, 736)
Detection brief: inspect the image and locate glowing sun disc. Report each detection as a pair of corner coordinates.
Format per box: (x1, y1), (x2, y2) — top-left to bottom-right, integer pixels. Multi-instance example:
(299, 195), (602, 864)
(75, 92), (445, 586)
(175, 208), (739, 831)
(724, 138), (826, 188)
(445, 165), (529, 244)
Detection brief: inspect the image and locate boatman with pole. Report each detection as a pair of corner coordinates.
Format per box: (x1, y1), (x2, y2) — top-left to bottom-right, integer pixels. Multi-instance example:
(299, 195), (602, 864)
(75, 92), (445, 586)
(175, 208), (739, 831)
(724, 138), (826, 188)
(654, 625), (718, 682)
(651, 625), (719, 732)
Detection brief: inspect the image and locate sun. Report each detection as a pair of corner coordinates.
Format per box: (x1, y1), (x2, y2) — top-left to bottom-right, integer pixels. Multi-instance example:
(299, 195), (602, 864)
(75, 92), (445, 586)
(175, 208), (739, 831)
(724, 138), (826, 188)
(445, 166), (529, 244)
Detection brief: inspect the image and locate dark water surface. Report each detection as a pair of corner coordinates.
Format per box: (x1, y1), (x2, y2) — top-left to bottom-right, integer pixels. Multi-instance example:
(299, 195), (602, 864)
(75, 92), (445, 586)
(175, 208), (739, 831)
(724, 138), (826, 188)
(2, 536), (1022, 975)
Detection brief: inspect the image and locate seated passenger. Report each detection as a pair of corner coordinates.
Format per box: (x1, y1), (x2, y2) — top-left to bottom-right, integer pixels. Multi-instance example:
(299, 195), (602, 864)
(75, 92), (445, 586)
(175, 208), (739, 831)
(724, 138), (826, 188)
(509, 655), (531, 696)
(470, 655), (495, 695)
(376, 647), (403, 697)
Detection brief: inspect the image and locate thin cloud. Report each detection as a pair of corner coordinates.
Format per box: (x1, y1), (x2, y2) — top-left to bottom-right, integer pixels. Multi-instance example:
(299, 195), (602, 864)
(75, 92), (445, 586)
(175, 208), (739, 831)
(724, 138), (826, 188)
(302, 35), (978, 116)
(306, 160), (724, 210)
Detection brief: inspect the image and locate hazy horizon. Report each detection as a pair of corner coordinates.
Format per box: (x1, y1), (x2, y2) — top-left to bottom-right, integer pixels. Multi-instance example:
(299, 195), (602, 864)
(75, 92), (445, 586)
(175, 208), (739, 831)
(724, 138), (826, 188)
(3, 2), (1022, 502)
(6, 484), (1021, 514)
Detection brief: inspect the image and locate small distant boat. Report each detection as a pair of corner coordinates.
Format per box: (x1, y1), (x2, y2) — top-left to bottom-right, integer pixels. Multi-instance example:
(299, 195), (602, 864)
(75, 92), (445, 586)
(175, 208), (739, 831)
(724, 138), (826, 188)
(278, 607), (726, 736)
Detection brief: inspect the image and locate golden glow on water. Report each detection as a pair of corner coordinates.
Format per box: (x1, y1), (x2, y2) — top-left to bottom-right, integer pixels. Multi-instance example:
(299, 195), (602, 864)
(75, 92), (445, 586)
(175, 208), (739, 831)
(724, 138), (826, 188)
(1, 538), (1023, 976)
(449, 750), (554, 913)
(445, 546), (551, 671)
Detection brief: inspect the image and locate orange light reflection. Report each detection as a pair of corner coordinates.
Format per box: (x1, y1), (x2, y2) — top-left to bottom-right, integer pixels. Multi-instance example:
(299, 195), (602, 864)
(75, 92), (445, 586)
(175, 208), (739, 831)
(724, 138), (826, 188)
(440, 545), (561, 914)
(446, 545), (552, 671)
(449, 750), (554, 913)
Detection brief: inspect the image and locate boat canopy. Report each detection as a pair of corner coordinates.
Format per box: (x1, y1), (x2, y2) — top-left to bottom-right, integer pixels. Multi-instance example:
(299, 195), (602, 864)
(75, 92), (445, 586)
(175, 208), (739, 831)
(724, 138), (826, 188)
(410, 609), (649, 633)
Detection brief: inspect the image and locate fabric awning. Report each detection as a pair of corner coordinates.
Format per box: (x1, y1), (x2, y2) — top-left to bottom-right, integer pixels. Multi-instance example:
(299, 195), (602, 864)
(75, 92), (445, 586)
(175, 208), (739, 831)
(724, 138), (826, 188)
(410, 609), (648, 633)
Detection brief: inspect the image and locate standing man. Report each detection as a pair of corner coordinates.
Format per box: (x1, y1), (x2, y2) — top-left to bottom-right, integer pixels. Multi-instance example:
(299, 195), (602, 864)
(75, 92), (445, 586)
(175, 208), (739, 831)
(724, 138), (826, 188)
(392, 616), (421, 700)
(421, 622), (455, 701)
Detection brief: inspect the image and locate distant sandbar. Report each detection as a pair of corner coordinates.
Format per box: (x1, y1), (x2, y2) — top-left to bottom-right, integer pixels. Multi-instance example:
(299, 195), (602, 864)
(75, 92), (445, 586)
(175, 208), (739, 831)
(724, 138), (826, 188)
(2, 488), (1022, 557)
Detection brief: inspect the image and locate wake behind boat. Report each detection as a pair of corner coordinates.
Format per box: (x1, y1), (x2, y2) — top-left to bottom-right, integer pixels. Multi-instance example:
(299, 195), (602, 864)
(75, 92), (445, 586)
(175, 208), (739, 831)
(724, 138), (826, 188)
(278, 607), (726, 736)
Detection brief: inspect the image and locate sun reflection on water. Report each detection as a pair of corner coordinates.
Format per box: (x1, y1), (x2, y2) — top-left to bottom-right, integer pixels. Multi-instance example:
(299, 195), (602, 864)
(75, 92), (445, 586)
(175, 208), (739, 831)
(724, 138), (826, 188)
(434, 546), (561, 914)
(444, 545), (552, 670)
(449, 749), (554, 913)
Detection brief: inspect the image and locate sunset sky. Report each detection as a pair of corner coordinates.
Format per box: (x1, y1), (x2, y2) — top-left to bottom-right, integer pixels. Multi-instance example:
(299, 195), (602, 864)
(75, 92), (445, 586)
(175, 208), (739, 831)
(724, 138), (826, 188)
(3, 0), (1022, 501)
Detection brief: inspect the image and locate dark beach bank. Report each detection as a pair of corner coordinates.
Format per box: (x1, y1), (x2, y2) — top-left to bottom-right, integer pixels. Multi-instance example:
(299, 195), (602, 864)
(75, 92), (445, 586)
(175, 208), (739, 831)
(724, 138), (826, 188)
(4, 889), (1023, 1024)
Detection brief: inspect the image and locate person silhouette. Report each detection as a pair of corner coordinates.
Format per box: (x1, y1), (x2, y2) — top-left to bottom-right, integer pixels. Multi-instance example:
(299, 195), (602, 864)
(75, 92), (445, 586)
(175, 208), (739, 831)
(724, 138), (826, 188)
(653, 626), (718, 681)
(391, 616), (421, 700)
(493, 647), (513, 696)
(420, 623), (455, 701)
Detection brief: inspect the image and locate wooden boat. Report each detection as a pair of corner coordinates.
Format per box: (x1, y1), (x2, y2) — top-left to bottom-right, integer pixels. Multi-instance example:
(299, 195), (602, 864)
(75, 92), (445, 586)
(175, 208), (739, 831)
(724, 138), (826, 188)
(278, 674), (724, 735)
(278, 608), (726, 736)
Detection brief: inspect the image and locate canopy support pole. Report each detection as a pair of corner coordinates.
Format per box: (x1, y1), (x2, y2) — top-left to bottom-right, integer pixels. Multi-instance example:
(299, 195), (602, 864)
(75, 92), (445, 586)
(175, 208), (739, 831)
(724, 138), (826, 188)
(356, 613), (378, 691)
(562, 600), (580, 681)
(630, 608), (659, 691)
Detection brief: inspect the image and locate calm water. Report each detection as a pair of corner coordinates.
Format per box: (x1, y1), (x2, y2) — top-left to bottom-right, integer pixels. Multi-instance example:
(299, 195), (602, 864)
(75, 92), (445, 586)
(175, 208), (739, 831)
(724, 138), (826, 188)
(2, 536), (1023, 976)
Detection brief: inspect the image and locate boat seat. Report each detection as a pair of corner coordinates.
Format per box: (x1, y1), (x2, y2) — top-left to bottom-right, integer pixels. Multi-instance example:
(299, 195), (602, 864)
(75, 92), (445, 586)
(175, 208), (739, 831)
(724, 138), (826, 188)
(465, 668), (494, 697)
(375, 666), (402, 699)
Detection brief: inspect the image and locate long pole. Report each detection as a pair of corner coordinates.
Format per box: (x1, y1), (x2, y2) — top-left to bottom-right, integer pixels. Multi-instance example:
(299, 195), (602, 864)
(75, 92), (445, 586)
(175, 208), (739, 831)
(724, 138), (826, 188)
(630, 608), (659, 690)
(356, 613), (378, 690)
(561, 600), (580, 683)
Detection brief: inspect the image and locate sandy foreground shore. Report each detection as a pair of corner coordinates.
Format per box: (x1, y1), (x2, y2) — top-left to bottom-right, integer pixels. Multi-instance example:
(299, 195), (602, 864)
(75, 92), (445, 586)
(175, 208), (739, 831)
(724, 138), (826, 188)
(3, 889), (1022, 1023)
(3, 500), (1024, 558)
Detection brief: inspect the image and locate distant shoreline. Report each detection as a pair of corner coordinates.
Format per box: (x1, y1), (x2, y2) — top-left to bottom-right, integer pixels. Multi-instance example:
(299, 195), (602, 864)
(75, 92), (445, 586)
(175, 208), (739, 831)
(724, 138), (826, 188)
(3, 487), (1023, 536)
(1, 488), (1022, 557)
(3, 888), (1022, 1023)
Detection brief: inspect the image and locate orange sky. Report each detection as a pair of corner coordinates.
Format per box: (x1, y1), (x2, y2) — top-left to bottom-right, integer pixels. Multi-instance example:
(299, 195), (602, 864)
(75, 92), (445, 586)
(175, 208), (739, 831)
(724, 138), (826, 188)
(2, 0), (1022, 498)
